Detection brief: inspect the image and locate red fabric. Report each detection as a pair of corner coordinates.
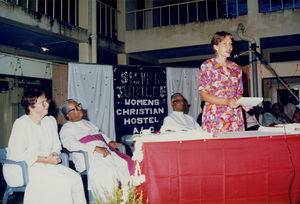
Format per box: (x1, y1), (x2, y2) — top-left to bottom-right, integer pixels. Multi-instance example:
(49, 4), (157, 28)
(139, 134), (300, 203)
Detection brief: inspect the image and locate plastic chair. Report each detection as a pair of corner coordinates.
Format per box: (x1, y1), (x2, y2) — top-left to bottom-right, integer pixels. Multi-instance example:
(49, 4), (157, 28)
(71, 150), (93, 203)
(71, 144), (126, 203)
(0, 148), (69, 204)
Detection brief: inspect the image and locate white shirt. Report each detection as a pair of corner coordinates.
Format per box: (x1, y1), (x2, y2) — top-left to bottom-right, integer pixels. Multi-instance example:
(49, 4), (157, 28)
(160, 111), (202, 132)
(59, 119), (130, 201)
(59, 119), (111, 172)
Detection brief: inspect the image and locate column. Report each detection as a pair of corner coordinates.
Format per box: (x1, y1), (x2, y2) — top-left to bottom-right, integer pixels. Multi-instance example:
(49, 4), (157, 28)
(78, 0), (97, 63)
(118, 53), (129, 65)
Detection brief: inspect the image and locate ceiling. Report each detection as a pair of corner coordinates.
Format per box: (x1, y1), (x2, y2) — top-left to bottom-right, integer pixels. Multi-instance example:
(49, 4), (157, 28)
(2, 20), (299, 68)
(0, 22), (78, 62)
(0, 20), (251, 67)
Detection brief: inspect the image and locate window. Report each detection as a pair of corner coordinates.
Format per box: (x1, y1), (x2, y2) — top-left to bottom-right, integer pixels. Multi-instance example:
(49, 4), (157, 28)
(259, 0), (300, 12)
(127, 0), (248, 30)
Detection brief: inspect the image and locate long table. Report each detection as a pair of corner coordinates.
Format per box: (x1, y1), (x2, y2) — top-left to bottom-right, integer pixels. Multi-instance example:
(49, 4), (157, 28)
(133, 131), (300, 203)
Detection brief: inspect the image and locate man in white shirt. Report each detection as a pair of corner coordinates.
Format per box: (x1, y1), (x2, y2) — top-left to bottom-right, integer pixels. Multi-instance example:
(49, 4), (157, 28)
(59, 99), (132, 202)
(160, 93), (202, 132)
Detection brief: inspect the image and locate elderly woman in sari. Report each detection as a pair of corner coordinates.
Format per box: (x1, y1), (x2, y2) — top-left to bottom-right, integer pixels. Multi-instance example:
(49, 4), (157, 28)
(3, 89), (86, 204)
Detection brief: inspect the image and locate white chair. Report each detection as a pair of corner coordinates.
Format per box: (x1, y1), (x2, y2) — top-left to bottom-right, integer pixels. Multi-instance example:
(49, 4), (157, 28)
(70, 144), (126, 203)
(0, 148), (69, 204)
(71, 150), (93, 202)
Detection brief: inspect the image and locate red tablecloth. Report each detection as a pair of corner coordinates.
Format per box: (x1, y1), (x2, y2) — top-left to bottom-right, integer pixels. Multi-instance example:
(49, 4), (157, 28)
(139, 134), (300, 203)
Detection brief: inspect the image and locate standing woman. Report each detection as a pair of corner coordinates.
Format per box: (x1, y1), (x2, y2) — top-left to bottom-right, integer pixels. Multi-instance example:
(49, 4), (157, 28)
(3, 89), (86, 204)
(199, 31), (247, 134)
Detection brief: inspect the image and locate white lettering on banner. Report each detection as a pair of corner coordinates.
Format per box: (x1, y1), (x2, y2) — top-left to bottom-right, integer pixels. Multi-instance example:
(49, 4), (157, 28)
(116, 108), (164, 115)
(133, 127), (155, 134)
(124, 117), (159, 125)
(120, 72), (162, 85)
(115, 85), (167, 98)
(124, 99), (160, 106)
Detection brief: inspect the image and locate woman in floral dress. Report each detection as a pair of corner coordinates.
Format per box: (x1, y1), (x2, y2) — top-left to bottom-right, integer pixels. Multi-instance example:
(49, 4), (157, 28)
(199, 31), (248, 134)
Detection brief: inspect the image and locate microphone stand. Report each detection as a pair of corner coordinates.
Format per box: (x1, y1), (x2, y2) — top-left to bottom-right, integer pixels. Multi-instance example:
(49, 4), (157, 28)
(252, 49), (300, 104)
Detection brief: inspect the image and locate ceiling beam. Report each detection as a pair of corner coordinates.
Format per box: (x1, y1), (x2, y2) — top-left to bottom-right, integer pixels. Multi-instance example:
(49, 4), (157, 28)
(0, 1), (88, 43)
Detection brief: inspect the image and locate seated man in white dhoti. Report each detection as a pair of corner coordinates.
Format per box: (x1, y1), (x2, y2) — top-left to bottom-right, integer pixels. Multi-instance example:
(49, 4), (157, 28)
(160, 93), (203, 132)
(59, 99), (133, 201)
(3, 89), (86, 204)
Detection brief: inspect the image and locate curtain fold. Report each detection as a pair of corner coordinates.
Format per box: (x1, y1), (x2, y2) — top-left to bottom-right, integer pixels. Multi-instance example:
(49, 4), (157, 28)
(67, 64), (201, 140)
(68, 63), (116, 140)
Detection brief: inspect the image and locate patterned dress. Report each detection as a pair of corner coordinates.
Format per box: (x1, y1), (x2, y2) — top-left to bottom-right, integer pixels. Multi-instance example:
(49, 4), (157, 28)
(198, 58), (245, 134)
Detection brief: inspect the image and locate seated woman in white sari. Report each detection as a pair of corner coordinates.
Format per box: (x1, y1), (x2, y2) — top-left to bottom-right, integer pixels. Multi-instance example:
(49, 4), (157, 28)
(3, 89), (86, 204)
(59, 99), (133, 202)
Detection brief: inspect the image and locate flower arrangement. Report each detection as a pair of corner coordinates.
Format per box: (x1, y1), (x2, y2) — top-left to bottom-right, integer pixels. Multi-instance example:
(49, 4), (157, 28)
(94, 184), (147, 204)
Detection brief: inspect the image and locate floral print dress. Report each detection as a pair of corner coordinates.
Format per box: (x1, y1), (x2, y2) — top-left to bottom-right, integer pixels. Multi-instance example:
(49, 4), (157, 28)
(198, 58), (245, 134)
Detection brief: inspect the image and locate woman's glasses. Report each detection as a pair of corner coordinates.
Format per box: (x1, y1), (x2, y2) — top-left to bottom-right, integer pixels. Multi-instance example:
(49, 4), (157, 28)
(67, 103), (82, 114)
(35, 99), (51, 106)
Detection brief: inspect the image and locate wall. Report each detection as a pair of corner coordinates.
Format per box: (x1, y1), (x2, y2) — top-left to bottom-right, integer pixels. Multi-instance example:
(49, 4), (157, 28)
(0, 54), (53, 147)
(0, 54), (52, 79)
(124, 4), (300, 53)
(123, 1), (300, 98)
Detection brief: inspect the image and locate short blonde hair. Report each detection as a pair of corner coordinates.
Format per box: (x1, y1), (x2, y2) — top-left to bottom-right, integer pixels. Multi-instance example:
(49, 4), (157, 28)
(211, 31), (233, 52)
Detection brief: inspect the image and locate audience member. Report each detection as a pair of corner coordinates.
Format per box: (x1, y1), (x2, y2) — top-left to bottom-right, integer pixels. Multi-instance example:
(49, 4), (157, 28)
(262, 102), (292, 127)
(3, 89), (86, 204)
(284, 102), (296, 121)
(245, 107), (260, 131)
(59, 99), (132, 202)
(160, 93), (202, 132)
(292, 108), (300, 123)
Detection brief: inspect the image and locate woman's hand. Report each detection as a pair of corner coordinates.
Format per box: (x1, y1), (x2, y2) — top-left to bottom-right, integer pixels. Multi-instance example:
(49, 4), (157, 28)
(94, 146), (110, 158)
(226, 98), (239, 108)
(38, 153), (61, 165)
(201, 92), (240, 109)
(47, 153), (61, 165)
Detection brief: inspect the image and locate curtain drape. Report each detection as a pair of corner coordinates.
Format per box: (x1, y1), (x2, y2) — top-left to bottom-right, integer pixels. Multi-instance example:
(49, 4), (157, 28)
(68, 64), (201, 140)
(68, 63), (116, 140)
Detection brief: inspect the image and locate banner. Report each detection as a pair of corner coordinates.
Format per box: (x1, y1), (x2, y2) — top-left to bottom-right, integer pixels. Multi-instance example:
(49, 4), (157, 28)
(113, 65), (168, 141)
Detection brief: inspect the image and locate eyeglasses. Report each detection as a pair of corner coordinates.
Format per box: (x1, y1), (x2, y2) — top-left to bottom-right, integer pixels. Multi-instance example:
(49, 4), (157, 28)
(67, 103), (82, 114)
(35, 99), (51, 106)
(172, 99), (184, 104)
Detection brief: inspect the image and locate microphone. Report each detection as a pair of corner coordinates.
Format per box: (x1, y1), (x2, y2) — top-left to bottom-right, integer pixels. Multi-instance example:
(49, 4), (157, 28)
(233, 50), (252, 58)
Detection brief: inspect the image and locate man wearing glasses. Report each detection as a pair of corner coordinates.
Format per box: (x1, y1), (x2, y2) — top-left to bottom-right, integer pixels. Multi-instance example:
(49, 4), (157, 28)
(59, 99), (132, 202)
(160, 93), (202, 132)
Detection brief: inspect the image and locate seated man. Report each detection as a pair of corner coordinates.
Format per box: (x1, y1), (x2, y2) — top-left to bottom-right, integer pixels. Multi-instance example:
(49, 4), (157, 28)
(59, 99), (133, 202)
(262, 102), (291, 127)
(160, 93), (202, 132)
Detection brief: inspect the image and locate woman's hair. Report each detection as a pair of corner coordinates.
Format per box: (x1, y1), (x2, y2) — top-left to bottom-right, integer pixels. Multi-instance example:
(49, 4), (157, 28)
(211, 31), (233, 51)
(59, 99), (76, 120)
(21, 89), (45, 114)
